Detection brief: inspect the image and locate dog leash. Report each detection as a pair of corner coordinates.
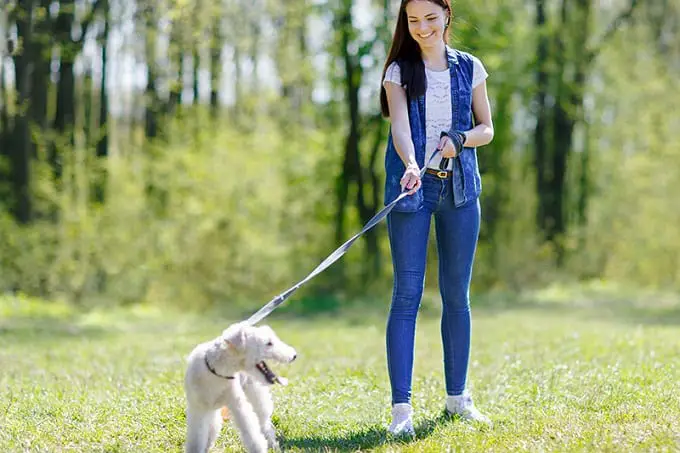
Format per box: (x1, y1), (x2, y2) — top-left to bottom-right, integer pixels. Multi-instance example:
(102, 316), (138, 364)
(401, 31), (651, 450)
(245, 151), (447, 326)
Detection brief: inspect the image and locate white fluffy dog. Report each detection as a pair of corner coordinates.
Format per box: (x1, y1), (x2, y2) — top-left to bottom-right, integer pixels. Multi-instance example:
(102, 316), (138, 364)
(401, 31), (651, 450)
(184, 322), (297, 453)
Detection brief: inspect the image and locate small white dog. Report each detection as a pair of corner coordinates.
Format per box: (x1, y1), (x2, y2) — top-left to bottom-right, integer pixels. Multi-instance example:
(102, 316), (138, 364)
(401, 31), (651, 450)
(184, 322), (297, 453)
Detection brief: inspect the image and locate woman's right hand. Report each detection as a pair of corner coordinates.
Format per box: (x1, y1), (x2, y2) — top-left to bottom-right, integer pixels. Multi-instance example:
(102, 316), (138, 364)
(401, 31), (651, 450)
(400, 163), (421, 195)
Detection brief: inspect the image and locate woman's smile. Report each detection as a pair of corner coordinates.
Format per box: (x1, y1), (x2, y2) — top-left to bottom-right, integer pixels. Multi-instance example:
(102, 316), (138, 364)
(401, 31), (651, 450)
(406, 0), (447, 49)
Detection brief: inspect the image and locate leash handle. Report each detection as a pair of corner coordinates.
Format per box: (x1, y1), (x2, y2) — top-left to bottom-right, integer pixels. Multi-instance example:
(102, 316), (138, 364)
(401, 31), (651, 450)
(439, 131), (451, 171)
(439, 130), (467, 171)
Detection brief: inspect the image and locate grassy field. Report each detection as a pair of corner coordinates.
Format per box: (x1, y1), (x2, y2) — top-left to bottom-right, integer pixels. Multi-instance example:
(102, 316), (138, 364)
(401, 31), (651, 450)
(1, 284), (679, 452)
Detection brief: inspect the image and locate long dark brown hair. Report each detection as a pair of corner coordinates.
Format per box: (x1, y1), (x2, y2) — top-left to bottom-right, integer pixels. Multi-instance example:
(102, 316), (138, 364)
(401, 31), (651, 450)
(380, 0), (452, 117)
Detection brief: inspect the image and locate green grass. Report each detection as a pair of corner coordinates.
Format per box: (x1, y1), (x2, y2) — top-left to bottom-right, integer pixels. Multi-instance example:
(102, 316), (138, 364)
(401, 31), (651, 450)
(1, 284), (679, 452)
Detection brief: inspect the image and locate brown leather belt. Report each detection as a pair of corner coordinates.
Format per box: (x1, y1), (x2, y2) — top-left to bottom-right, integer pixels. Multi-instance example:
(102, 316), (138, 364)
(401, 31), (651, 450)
(425, 168), (452, 179)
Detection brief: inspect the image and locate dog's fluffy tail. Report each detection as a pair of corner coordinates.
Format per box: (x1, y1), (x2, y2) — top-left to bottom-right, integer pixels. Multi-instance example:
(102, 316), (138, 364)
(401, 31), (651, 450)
(185, 408), (222, 453)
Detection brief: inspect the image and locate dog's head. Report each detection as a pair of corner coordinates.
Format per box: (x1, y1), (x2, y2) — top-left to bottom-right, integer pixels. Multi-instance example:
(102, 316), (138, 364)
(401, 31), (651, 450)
(221, 322), (297, 385)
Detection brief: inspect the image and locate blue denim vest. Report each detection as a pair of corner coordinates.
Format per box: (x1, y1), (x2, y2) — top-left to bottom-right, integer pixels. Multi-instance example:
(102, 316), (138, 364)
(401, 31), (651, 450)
(384, 47), (482, 212)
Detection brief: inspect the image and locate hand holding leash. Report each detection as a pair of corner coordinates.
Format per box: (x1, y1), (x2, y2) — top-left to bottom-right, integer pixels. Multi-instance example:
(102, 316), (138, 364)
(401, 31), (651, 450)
(439, 130), (466, 164)
(400, 162), (422, 195)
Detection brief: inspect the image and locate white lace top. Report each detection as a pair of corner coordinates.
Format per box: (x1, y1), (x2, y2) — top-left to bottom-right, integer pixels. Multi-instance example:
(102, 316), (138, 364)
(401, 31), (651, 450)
(383, 56), (488, 170)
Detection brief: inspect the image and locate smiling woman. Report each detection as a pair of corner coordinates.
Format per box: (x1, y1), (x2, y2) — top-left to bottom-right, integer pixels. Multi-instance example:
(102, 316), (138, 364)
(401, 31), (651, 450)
(377, 0), (495, 436)
(406, 1), (450, 54)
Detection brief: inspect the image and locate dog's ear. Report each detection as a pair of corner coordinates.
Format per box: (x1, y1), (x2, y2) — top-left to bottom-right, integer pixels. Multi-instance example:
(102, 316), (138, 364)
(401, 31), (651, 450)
(221, 323), (247, 350)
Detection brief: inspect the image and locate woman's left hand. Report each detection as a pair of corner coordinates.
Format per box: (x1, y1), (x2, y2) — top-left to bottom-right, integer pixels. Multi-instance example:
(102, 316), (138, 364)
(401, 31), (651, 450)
(439, 135), (458, 158)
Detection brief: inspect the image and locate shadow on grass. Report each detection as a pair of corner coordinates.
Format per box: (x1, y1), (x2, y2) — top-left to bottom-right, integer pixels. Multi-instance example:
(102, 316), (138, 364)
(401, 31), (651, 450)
(281, 413), (452, 452)
(0, 314), (109, 344)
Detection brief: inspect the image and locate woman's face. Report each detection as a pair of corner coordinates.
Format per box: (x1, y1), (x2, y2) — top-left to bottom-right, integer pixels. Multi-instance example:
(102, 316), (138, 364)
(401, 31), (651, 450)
(404, 0), (448, 50)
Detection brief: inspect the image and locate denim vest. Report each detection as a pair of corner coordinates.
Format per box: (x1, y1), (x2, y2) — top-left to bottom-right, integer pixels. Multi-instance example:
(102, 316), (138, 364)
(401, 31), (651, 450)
(384, 47), (482, 212)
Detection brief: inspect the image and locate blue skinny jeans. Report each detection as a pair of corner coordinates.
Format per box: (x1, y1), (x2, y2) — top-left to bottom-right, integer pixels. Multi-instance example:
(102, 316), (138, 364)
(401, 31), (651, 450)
(386, 172), (480, 404)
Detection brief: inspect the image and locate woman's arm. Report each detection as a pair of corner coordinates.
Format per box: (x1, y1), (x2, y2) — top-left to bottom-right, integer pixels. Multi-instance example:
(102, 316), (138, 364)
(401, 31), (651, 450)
(384, 82), (418, 167)
(462, 80), (494, 147)
(440, 80), (494, 156)
(384, 81), (421, 194)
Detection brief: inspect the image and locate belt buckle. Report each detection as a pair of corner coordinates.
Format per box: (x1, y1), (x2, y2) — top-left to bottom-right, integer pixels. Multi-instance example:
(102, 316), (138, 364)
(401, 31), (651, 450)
(436, 170), (448, 179)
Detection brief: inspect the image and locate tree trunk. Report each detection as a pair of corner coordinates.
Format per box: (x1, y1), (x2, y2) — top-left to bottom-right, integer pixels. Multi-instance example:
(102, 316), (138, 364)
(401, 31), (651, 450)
(334, 0), (379, 282)
(548, 0), (592, 260)
(478, 89), (511, 243)
(52, 0), (77, 180)
(533, 0), (551, 239)
(30, 0), (50, 137)
(248, 11), (261, 121)
(232, 43), (242, 120)
(0, 45), (8, 169)
(11, 0), (36, 223)
(577, 122), (590, 230)
(296, 5), (312, 129)
(545, 0), (569, 247)
(193, 48), (200, 105)
(97, 3), (109, 159)
(274, 0), (311, 127)
(94, 1), (109, 203)
(144, 7), (159, 139)
(532, 0), (635, 260)
(210, 15), (221, 116)
(167, 50), (184, 110)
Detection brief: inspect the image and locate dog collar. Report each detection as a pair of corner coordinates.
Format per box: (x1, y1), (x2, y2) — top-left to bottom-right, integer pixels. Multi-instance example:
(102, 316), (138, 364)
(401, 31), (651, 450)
(204, 353), (235, 380)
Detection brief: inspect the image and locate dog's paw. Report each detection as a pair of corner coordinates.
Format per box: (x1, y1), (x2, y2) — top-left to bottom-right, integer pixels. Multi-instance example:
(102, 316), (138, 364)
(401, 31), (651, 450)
(264, 427), (280, 451)
(267, 439), (281, 452)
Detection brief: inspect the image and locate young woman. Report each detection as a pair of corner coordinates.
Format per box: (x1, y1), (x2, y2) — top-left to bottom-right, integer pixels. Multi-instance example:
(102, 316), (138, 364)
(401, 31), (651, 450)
(380, 0), (494, 434)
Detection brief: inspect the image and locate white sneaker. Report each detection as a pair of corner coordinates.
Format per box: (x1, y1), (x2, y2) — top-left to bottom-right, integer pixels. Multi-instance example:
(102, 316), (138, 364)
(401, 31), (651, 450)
(446, 393), (491, 425)
(387, 403), (415, 436)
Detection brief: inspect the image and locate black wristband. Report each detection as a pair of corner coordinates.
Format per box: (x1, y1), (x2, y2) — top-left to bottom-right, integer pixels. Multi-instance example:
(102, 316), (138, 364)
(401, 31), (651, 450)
(457, 131), (467, 148)
(440, 130), (466, 154)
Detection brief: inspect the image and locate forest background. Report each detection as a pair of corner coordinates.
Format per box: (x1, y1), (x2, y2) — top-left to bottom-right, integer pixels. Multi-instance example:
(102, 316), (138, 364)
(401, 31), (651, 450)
(1, 0), (679, 311)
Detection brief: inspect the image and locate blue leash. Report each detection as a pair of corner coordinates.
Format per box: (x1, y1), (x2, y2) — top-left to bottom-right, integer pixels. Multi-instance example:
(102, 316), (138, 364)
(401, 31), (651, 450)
(245, 151), (445, 325)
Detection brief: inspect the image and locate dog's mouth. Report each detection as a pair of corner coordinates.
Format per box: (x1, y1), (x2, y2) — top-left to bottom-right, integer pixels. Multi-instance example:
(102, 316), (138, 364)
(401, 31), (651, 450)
(256, 361), (288, 385)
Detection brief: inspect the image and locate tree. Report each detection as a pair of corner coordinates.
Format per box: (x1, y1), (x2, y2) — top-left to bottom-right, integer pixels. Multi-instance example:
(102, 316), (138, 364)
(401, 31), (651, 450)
(532, 0), (640, 258)
(93, 0), (110, 203)
(332, 0), (386, 281)
(9, 0), (37, 223)
(143, 1), (160, 139)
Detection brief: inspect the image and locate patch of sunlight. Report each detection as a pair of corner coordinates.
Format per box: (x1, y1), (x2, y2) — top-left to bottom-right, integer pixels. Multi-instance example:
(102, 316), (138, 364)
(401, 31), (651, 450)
(0, 293), (75, 319)
(79, 303), (182, 328)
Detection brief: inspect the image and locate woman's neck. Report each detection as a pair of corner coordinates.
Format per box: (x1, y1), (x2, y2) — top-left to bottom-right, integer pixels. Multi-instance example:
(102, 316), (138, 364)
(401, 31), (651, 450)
(420, 41), (448, 71)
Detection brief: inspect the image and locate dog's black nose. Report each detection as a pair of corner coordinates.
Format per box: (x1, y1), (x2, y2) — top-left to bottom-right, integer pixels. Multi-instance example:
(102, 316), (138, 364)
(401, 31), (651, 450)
(291, 353), (297, 362)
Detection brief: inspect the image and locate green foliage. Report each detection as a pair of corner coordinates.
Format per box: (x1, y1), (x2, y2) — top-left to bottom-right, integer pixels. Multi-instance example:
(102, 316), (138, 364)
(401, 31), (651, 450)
(0, 115), (345, 308)
(2, 0), (680, 306)
(565, 23), (680, 288)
